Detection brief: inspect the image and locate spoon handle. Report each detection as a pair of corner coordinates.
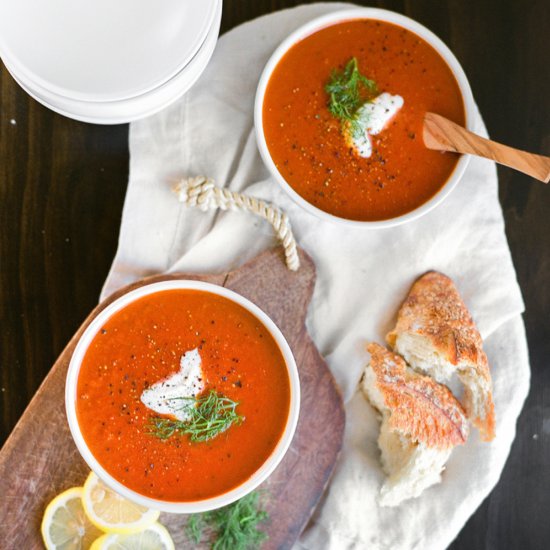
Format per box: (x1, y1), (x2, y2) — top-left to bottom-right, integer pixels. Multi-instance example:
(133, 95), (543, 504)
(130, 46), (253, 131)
(423, 112), (550, 183)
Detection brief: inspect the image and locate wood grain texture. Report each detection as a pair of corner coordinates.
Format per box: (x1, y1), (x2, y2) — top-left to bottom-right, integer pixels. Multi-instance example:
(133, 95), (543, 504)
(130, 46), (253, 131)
(1, 1), (549, 548)
(0, 247), (345, 549)
(424, 112), (550, 182)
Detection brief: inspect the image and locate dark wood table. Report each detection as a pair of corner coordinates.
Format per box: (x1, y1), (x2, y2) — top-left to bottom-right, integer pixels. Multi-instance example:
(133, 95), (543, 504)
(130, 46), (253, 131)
(1, 1), (548, 548)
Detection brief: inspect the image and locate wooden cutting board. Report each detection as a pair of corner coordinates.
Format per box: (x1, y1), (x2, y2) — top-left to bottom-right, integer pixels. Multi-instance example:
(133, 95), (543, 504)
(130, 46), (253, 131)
(0, 247), (345, 549)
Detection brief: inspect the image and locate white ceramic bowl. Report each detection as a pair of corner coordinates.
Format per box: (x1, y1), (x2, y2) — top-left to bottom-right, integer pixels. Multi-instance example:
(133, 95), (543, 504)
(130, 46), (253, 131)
(0, 0), (221, 124)
(254, 8), (476, 228)
(0, 0), (219, 102)
(65, 280), (300, 514)
(2, 1), (221, 125)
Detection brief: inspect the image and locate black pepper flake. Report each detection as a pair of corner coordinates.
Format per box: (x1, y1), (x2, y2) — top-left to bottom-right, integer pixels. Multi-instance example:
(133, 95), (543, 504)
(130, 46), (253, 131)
(101, 329), (107, 334)
(234, 380), (243, 388)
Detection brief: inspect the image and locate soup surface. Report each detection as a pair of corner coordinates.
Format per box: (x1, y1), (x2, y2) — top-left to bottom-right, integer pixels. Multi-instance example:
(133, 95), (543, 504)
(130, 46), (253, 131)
(76, 289), (291, 501)
(262, 19), (465, 221)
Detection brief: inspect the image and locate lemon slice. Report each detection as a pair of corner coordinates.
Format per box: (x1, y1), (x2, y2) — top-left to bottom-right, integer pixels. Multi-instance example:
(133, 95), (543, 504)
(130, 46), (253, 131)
(89, 523), (175, 550)
(41, 486), (103, 550)
(82, 472), (160, 534)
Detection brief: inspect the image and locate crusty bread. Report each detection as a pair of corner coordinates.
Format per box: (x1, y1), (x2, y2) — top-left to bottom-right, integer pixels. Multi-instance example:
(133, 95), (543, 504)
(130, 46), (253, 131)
(387, 271), (496, 441)
(362, 343), (469, 506)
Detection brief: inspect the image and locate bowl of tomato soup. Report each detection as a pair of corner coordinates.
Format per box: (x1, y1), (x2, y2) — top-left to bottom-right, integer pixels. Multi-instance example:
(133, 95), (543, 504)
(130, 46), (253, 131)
(66, 280), (300, 513)
(255, 8), (476, 227)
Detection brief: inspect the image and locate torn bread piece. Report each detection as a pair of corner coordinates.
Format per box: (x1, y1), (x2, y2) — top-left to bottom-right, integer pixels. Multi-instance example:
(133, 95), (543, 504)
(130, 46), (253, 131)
(362, 343), (469, 507)
(387, 271), (496, 441)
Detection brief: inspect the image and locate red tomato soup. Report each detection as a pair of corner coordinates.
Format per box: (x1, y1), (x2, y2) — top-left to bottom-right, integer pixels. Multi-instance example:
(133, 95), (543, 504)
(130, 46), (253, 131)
(262, 19), (465, 221)
(76, 289), (291, 502)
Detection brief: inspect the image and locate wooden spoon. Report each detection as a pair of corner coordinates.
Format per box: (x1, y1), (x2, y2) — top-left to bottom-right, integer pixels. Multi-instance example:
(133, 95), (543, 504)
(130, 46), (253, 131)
(423, 112), (550, 183)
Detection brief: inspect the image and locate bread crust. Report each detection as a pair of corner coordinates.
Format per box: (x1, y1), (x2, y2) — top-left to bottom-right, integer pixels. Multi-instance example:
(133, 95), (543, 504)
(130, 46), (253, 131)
(387, 271), (496, 441)
(365, 343), (469, 450)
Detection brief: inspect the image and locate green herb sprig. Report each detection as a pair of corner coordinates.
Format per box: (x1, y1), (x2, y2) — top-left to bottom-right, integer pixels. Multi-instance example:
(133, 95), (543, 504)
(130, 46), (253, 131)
(146, 390), (243, 442)
(185, 491), (268, 550)
(186, 513), (206, 544)
(325, 57), (378, 137)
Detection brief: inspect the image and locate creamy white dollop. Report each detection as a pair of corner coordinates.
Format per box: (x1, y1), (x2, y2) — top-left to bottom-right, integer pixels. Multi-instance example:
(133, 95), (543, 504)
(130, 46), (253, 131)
(140, 348), (204, 421)
(347, 92), (404, 158)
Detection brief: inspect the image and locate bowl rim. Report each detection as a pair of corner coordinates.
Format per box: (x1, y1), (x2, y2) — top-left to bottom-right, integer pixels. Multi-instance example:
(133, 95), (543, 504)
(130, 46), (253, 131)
(254, 7), (476, 229)
(65, 279), (300, 514)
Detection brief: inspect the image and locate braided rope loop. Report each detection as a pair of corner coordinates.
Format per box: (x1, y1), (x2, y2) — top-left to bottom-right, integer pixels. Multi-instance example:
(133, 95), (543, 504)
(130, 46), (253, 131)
(173, 176), (300, 271)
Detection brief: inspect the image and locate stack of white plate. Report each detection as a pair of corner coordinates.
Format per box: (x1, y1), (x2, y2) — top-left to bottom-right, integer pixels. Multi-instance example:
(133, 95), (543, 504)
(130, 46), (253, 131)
(0, 0), (221, 124)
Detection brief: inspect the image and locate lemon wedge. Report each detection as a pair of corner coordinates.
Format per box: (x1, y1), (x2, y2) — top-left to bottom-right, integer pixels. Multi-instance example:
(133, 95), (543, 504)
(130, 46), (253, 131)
(82, 472), (160, 534)
(41, 486), (103, 550)
(89, 523), (175, 550)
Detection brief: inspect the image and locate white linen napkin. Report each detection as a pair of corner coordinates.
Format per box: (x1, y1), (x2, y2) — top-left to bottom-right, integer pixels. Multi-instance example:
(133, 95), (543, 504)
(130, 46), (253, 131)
(101, 4), (530, 549)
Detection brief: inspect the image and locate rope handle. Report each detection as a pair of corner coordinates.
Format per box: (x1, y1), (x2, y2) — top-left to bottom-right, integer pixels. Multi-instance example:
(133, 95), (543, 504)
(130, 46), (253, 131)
(173, 176), (300, 271)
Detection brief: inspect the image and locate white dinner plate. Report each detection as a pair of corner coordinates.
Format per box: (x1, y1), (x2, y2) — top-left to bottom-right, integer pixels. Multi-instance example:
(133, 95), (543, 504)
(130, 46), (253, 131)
(2, 1), (221, 124)
(0, 0), (218, 102)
